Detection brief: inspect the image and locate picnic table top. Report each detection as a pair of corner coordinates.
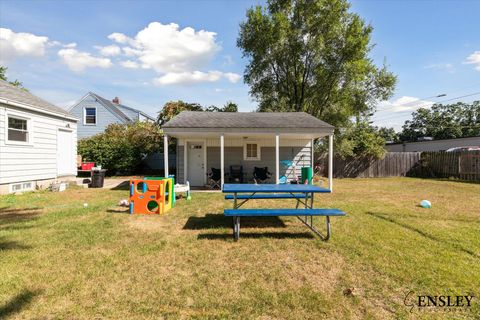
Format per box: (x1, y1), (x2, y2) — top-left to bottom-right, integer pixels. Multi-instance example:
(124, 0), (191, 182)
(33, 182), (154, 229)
(222, 183), (331, 193)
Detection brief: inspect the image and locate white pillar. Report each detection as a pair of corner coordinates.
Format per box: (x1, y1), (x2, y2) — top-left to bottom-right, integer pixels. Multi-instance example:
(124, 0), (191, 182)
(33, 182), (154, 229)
(163, 134), (169, 177)
(220, 134), (225, 187)
(183, 142), (187, 184)
(275, 134), (280, 184)
(311, 138), (315, 168)
(328, 134), (334, 192)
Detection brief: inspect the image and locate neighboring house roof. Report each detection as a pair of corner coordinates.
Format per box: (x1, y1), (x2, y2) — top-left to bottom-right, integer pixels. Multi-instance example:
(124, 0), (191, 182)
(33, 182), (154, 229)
(386, 135), (480, 145)
(162, 111), (334, 131)
(0, 80), (76, 120)
(70, 92), (155, 123)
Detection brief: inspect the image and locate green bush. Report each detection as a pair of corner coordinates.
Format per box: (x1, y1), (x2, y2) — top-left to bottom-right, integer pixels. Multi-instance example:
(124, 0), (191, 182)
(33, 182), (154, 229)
(78, 122), (163, 174)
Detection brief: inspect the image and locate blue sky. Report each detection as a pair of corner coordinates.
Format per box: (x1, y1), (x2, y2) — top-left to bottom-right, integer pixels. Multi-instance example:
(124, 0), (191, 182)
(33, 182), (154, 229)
(1, 0), (479, 130)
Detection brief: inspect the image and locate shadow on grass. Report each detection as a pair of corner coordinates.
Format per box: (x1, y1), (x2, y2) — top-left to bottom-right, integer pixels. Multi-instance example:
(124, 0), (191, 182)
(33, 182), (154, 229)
(110, 181), (130, 191)
(198, 231), (314, 240)
(183, 214), (286, 230)
(0, 289), (42, 318)
(0, 240), (32, 250)
(106, 208), (130, 214)
(0, 207), (42, 230)
(366, 211), (478, 258)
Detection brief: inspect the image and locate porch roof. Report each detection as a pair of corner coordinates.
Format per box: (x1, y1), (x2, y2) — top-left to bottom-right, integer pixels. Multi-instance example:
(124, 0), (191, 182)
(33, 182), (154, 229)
(162, 111), (334, 136)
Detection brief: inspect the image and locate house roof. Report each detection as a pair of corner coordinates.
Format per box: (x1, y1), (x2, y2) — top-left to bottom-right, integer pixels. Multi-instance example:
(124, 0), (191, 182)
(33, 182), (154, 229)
(0, 80), (75, 119)
(162, 111), (334, 130)
(86, 92), (155, 122)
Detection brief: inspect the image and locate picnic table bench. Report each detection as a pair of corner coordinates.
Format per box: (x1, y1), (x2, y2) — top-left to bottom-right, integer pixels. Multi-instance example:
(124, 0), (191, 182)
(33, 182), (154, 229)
(222, 184), (346, 241)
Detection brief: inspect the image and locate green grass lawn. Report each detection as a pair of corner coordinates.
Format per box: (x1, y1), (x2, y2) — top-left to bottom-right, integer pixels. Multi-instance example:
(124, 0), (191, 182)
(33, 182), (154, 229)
(1, 178), (479, 319)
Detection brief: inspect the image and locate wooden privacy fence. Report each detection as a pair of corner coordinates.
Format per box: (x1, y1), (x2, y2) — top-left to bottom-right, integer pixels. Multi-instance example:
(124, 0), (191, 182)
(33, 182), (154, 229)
(410, 151), (480, 181)
(317, 151), (480, 181)
(317, 152), (421, 178)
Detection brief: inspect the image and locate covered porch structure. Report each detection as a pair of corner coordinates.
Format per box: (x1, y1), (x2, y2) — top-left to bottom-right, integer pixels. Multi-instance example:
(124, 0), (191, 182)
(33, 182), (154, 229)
(162, 111), (334, 190)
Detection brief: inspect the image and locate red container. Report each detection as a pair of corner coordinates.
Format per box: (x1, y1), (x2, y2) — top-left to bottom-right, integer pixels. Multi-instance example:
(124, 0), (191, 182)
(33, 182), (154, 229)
(81, 162), (95, 170)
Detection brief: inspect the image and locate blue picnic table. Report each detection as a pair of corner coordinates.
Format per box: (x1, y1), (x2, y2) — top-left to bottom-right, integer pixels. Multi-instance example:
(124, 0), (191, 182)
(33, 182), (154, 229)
(222, 183), (345, 241)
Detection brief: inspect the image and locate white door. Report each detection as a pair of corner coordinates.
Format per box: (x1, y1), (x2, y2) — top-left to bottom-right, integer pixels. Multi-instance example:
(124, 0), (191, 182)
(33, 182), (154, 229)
(187, 142), (205, 186)
(57, 129), (73, 176)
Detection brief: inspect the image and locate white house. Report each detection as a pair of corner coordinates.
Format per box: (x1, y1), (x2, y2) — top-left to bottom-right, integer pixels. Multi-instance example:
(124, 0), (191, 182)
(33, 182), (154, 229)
(0, 80), (78, 194)
(161, 111), (335, 189)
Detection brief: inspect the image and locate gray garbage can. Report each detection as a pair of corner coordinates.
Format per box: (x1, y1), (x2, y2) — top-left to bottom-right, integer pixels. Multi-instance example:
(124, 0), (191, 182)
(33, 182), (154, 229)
(90, 169), (107, 188)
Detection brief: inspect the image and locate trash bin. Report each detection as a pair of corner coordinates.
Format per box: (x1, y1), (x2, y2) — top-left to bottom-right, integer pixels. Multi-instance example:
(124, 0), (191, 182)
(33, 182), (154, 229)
(90, 169), (106, 188)
(301, 167), (313, 184)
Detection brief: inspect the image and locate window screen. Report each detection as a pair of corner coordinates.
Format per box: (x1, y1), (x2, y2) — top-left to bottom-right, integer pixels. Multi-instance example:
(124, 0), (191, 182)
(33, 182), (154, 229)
(246, 143), (258, 158)
(85, 108), (96, 124)
(8, 117), (29, 142)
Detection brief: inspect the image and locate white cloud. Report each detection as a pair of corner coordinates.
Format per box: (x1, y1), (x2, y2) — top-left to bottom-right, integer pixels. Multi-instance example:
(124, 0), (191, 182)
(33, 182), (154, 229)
(465, 51), (480, 71)
(153, 70), (241, 86)
(108, 32), (132, 44)
(424, 63), (455, 73)
(0, 28), (50, 61)
(58, 48), (113, 72)
(122, 46), (142, 57)
(377, 96), (434, 113)
(224, 72), (241, 83)
(128, 22), (220, 73)
(154, 71), (222, 85)
(63, 42), (77, 48)
(120, 60), (140, 69)
(95, 44), (121, 56)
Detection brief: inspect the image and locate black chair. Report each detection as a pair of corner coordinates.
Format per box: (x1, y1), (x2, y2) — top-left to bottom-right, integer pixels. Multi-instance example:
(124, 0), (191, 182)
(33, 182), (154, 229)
(208, 168), (222, 189)
(253, 167), (272, 184)
(229, 165), (244, 183)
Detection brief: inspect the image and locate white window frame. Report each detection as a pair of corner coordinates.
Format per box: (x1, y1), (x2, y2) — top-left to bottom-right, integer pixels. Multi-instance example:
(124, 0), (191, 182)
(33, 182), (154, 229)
(83, 107), (97, 125)
(243, 141), (261, 161)
(5, 111), (33, 146)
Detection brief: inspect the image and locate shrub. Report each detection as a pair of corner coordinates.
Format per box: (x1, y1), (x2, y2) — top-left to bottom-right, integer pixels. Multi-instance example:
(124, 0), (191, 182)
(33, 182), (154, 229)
(78, 122), (163, 174)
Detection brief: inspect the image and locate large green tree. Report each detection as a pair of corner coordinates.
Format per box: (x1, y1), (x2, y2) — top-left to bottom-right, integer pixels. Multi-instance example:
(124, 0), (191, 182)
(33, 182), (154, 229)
(156, 101), (203, 125)
(237, 0), (396, 128)
(157, 100), (238, 125)
(399, 101), (480, 142)
(336, 122), (386, 159)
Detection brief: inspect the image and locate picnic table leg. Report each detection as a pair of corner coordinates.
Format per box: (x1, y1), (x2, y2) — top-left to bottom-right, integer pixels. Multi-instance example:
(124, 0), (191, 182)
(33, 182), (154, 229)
(310, 192), (314, 227)
(325, 216), (331, 241)
(233, 216), (240, 241)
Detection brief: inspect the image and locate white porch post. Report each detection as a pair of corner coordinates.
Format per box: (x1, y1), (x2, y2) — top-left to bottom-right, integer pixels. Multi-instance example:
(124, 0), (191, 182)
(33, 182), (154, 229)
(220, 134), (225, 187)
(328, 134), (334, 192)
(275, 134), (280, 184)
(311, 138), (315, 168)
(183, 142), (187, 184)
(163, 134), (169, 177)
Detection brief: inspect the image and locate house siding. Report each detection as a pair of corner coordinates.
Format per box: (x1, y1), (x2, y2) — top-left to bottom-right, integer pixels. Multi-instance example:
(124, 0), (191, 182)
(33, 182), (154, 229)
(0, 103), (77, 188)
(69, 94), (126, 139)
(174, 138), (312, 184)
(206, 146), (310, 183)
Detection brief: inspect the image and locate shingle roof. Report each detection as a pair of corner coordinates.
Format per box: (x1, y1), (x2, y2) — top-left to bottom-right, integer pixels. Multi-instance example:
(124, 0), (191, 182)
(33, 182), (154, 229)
(162, 111), (334, 129)
(0, 80), (74, 118)
(87, 92), (155, 122)
(89, 92), (131, 122)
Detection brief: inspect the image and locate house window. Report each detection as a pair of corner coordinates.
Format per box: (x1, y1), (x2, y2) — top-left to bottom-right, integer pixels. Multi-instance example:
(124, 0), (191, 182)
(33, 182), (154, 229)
(244, 142), (261, 161)
(10, 181), (33, 193)
(7, 116), (30, 143)
(84, 108), (96, 125)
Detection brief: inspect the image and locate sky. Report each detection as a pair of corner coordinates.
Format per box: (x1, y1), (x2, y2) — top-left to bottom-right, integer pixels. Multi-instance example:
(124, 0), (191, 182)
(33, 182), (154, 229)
(0, 0), (479, 131)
